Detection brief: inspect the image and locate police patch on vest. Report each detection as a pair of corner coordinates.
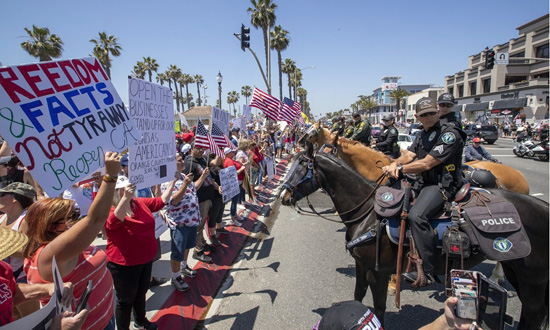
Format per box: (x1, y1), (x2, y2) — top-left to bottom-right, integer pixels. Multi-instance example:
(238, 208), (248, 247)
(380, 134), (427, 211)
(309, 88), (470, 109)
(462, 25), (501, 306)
(433, 145), (444, 154)
(390, 128), (397, 134)
(441, 132), (456, 144)
(381, 192), (393, 201)
(428, 131), (436, 141)
(493, 237), (513, 252)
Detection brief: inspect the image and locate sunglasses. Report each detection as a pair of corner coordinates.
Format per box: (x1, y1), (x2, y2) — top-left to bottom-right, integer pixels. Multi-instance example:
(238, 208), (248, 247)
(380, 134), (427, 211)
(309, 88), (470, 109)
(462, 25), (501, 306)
(419, 112), (438, 118)
(439, 104), (454, 108)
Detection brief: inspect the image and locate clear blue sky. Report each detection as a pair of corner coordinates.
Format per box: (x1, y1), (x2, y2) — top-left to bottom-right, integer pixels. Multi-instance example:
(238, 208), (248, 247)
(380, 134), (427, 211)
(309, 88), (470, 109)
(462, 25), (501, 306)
(1, 0), (548, 119)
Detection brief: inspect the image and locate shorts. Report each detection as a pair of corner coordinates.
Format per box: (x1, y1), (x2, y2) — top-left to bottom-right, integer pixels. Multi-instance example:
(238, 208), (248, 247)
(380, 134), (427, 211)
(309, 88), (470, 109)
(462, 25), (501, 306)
(170, 225), (198, 261)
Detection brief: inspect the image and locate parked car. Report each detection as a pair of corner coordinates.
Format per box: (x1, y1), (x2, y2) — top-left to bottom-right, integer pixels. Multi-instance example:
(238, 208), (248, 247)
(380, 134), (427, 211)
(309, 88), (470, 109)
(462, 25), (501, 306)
(407, 123), (422, 136)
(371, 125), (382, 138)
(397, 134), (413, 150)
(463, 124), (499, 144)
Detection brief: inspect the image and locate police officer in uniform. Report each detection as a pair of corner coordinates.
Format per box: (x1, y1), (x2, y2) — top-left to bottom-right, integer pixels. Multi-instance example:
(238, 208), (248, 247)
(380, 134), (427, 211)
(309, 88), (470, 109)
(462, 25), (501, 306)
(344, 118), (355, 138)
(331, 117), (345, 136)
(331, 118), (339, 132)
(382, 97), (466, 286)
(437, 93), (459, 128)
(350, 113), (372, 146)
(374, 114), (400, 158)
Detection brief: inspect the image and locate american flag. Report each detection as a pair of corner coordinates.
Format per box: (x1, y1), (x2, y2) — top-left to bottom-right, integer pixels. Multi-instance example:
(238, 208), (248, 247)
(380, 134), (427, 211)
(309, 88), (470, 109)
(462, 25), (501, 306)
(249, 87), (281, 121)
(211, 123), (237, 150)
(296, 111), (306, 126)
(194, 119), (224, 158)
(279, 97), (301, 124)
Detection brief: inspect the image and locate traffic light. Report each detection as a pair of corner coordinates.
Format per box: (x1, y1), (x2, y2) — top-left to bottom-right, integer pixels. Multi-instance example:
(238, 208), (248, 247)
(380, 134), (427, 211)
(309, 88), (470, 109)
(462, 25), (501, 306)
(241, 24), (250, 51)
(485, 50), (495, 69)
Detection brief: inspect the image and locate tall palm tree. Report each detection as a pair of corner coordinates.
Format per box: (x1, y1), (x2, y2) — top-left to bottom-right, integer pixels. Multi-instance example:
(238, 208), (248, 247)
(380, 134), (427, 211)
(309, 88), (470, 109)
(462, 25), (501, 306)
(282, 58), (296, 100)
(388, 88), (410, 114)
(194, 75), (204, 106)
(142, 57), (159, 82)
(247, 0), (277, 93)
(291, 68), (302, 101)
(90, 32), (122, 79)
(166, 65), (182, 112)
(241, 85), (252, 105)
(297, 87), (307, 115)
(21, 25), (64, 62)
(270, 25), (290, 101)
(181, 74), (194, 109)
(227, 91), (240, 116)
(359, 97), (378, 117)
(132, 61), (146, 79)
(156, 72), (168, 86)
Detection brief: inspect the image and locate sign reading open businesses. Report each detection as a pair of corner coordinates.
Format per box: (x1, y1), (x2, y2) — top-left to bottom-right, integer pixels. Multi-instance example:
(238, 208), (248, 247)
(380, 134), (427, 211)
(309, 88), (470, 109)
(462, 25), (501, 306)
(0, 57), (141, 196)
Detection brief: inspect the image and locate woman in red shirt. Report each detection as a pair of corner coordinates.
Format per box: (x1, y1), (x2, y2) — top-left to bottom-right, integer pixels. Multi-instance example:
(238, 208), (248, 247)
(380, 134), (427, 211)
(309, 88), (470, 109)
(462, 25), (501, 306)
(105, 159), (181, 330)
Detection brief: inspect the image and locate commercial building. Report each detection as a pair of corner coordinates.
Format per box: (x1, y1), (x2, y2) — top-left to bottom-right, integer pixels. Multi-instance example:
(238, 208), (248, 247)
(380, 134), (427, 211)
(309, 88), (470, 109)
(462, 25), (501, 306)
(444, 14), (549, 124)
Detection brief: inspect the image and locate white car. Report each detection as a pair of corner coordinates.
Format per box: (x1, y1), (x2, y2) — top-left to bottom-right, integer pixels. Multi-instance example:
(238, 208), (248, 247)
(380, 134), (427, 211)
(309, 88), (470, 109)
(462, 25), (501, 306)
(397, 134), (413, 150)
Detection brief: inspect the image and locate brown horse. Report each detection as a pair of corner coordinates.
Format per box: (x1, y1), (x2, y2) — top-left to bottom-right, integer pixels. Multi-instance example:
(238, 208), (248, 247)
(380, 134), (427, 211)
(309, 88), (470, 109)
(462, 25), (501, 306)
(305, 122), (530, 194)
(281, 150), (549, 329)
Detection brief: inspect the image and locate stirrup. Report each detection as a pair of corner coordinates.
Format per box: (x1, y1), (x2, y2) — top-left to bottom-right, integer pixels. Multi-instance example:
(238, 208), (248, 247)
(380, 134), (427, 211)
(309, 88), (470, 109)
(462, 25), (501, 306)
(406, 253), (428, 288)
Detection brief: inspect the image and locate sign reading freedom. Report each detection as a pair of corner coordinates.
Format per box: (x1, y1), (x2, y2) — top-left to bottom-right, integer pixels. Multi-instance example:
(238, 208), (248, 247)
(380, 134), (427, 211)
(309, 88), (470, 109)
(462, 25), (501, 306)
(128, 77), (176, 189)
(0, 57), (141, 196)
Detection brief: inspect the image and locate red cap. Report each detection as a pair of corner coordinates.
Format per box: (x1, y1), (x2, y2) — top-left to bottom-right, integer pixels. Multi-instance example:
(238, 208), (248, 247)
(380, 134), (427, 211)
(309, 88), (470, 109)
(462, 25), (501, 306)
(472, 137), (481, 143)
(182, 133), (192, 142)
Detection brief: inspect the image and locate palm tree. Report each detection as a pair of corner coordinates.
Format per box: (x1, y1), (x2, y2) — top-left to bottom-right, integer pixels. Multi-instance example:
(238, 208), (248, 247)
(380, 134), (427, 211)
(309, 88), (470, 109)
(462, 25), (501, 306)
(90, 32), (122, 79)
(142, 57), (159, 82)
(227, 91), (240, 116)
(282, 58), (296, 100)
(241, 85), (252, 105)
(247, 0), (277, 93)
(297, 87), (307, 115)
(21, 25), (64, 62)
(166, 65), (182, 112)
(194, 75), (204, 106)
(291, 68), (302, 100)
(132, 61), (146, 79)
(156, 72), (168, 86)
(359, 98), (378, 117)
(388, 88), (410, 114)
(181, 74), (194, 110)
(270, 25), (290, 101)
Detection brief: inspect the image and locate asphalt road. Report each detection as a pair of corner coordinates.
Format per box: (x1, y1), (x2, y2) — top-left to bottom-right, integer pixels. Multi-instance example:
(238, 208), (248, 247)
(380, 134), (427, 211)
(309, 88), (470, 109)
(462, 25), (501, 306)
(203, 136), (545, 330)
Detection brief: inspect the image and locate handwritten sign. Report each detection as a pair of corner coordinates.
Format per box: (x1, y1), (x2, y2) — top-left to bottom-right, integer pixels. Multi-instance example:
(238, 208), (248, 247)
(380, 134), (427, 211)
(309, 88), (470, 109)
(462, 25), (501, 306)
(128, 77), (176, 190)
(220, 166), (240, 203)
(231, 117), (246, 131)
(0, 57), (141, 196)
(211, 106), (230, 135)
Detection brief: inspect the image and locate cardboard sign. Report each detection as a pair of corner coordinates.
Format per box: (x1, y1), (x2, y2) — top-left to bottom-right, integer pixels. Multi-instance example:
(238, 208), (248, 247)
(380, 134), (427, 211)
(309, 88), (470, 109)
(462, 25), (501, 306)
(154, 211), (168, 238)
(265, 158), (275, 181)
(211, 106), (230, 135)
(128, 77), (176, 190)
(242, 104), (251, 120)
(220, 166), (240, 203)
(178, 113), (189, 128)
(0, 57), (141, 197)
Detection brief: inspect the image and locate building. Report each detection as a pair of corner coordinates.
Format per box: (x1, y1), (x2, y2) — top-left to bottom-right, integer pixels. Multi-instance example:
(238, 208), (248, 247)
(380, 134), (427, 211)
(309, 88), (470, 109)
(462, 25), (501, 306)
(365, 77), (432, 123)
(405, 87), (446, 122)
(445, 14), (549, 124)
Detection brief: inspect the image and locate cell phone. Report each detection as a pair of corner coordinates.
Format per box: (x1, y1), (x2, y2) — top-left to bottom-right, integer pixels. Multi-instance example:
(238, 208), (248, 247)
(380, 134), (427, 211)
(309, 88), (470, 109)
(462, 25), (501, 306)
(75, 280), (92, 314)
(477, 274), (510, 330)
(451, 269), (478, 320)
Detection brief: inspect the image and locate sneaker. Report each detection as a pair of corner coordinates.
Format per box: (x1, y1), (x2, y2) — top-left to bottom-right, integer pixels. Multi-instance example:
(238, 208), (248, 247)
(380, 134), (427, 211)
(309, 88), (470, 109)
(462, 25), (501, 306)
(228, 219), (242, 227)
(134, 319), (158, 330)
(237, 205), (246, 211)
(170, 276), (189, 292)
(192, 251), (213, 263)
(149, 276), (168, 288)
(210, 236), (222, 246)
(181, 265), (197, 278)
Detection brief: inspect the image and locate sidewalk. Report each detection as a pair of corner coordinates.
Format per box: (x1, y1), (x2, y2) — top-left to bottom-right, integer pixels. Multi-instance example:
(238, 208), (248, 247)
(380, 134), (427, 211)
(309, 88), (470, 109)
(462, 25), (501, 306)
(92, 156), (292, 329)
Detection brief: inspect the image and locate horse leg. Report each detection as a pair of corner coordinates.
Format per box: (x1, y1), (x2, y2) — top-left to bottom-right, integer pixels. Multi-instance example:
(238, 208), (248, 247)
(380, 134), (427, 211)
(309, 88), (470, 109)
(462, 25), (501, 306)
(354, 261), (368, 302)
(367, 269), (390, 327)
(489, 262), (505, 284)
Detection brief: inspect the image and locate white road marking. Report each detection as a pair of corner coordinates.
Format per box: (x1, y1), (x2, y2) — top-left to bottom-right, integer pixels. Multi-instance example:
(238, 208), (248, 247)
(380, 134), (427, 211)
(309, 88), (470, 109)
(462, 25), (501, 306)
(530, 193), (544, 196)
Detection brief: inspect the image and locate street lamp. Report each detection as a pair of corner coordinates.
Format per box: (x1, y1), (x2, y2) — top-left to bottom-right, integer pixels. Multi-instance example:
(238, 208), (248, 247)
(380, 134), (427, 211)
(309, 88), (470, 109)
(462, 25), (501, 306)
(201, 83), (208, 105)
(216, 71), (223, 109)
(293, 66), (315, 101)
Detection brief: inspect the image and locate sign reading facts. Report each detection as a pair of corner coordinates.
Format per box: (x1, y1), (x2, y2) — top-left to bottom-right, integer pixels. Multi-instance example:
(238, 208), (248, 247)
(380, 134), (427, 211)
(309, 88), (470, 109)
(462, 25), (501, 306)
(127, 77), (176, 189)
(0, 57), (141, 196)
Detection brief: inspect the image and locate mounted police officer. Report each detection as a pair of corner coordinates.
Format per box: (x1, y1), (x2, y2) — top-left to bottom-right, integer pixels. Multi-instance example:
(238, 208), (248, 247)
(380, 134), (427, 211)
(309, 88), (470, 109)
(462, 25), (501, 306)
(437, 93), (459, 128)
(374, 114), (400, 158)
(331, 117), (345, 136)
(344, 118), (355, 138)
(350, 113), (372, 146)
(382, 97), (466, 287)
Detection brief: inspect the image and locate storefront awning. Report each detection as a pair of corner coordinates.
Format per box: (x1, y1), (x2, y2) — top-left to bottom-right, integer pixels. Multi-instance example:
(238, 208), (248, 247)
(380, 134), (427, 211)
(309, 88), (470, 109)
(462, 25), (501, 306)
(464, 102), (489, 112)
(492, 98), (527, 110)
(452, 105), (462, 112)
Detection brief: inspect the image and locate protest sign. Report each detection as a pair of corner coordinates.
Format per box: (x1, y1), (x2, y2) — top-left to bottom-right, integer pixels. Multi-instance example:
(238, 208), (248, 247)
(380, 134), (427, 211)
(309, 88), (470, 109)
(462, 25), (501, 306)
(242, 104), (251, 120)
(128, 77), (176, 190)
(220, 166), (240, 203)
(154, 211), (169, 238)
(178, 113), (189, 128)
(0, 57), (141, 197)
(175, 121), (181, 132)
(211, 106), (230, 135)
(265, 158), (275, 181)
(231, 117), (246, 131)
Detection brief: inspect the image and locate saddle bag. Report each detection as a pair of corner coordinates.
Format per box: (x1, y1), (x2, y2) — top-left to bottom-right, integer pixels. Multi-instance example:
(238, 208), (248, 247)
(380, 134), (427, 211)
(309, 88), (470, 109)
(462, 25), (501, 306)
(442, 227), (471, 259)
(374, 185), (405, 218)
(459, 191), (531, 261)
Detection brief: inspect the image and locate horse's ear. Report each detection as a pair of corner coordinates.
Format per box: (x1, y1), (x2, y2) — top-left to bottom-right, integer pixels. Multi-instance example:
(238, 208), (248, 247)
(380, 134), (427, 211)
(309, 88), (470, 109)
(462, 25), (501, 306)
(330, 132), (339, 146)
(306, 141), (314, 158)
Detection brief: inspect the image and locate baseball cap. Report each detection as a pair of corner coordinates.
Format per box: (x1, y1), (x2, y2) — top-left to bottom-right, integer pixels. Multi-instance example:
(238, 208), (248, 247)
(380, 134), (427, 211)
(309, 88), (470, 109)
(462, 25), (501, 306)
(352, 113), (361, 118)
(318, 300), (382, 330)
(115, 176), (130, 189)
(181, 144), (192, 154)
(0, 156), (13, 165)
(0, 182), (36, 199)
(223, 147), (234, 155)
(438, 93), (455, 105)
(346, 118), (354, 123)
(382, 114), (395, 121)
(415, 97), (437, 116)
(473, 137), (481, 143)
(120, 154), (129, 166)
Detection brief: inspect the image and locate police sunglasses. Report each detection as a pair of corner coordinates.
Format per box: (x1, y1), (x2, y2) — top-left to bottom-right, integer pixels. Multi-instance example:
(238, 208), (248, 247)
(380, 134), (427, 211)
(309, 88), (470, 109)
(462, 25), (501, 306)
(439, 104), (454, 108)
(419, 112), (438, 118)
